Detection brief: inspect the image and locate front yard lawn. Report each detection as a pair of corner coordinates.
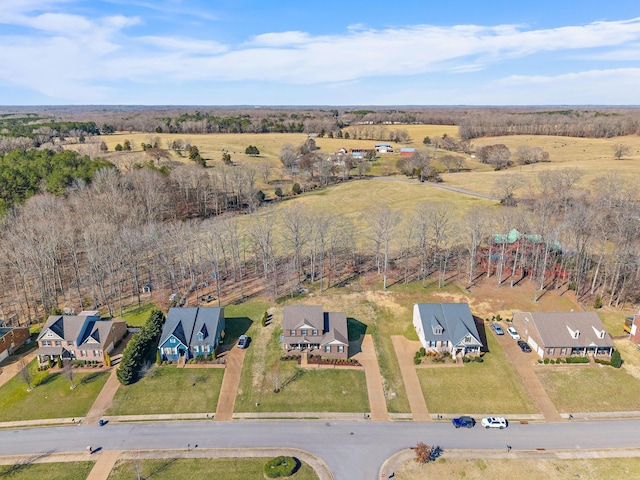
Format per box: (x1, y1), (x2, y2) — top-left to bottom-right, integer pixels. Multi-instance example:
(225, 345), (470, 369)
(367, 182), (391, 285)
(106, 366), (224, 416)
(0, 360), (109, 422)
(416, 333), (537, 414)
(536, 364), (640, 412)
(118, 302), (157, 327)
(108, 458), (318, 480)
(0, 462), (94, 480)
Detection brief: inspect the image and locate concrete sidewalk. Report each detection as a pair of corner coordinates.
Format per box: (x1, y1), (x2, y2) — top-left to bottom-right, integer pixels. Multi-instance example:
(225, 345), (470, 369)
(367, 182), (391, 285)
(84, 368), (120, 426)
(214, 346), (246, 421)
(391, 336), (431, 421)
(86, 450), (122, 480)
(353, 334), (389, 421)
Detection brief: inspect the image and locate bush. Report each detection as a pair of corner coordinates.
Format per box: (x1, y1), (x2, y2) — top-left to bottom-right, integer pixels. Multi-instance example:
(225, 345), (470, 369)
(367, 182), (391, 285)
(117, 309), (166, 385)
(463, 356), (470, 363)
(413, 356), (422, 365)
(594, 295), (603, 309)
(544, 358), (550, 364)
(611, 350), (622, 368)
(57, 357), (63, 369)
(263, 456), (298, 478)
(262, 311), (269, 327)
(418, 347), (426, 357)
(472, 356), (483, 363)
(292, 183), (302, 195)
(565, 356), (589, 364)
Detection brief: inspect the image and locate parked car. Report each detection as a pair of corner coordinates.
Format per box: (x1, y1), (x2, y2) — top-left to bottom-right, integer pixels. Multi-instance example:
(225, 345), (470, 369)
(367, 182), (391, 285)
(452, 416), (476, 428)
(517, 340), (532, 353)
(491, 323), (504, 335)
(481, 417), (508, 429)
(507, 327), (520, 340)
(237, 335), (250, 349)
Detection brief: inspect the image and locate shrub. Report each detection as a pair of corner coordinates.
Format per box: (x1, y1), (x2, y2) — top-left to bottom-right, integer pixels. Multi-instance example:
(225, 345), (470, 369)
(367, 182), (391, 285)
(413, 356), (422, 365)
(594, 295), (603, 309)
(565, 357), (589, 364)
(419, 347), (426, 357)
(495, 314), (502, 322)
(117, 309), (166, 385)
(57, 357), (63, 369)
(611, 350), (622, 368)
(156, 350), (162, 366)
(264, 456), (298, 478)
(292, 183), (302, 195)
(544, 358), (550, 364)
(261, 311), (269, 327)
(463, 356), (470, 363)
(472, 356), (483, 363)
(537, 359), (543, 364)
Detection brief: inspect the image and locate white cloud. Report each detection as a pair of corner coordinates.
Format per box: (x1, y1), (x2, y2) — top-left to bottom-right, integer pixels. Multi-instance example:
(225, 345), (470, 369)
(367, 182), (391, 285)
(2, 6), (640, 103)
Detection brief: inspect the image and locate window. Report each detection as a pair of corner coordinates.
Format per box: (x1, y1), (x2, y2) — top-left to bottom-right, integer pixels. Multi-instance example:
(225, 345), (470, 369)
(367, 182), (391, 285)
(94, 350), (100, 357)
(54, 341), (61, 346)
(325, 346), (331, 352)
(170, 337), (176, 344)
(42, 340), (51, 346)
(548, 348), (554, 355)
(301, 330), (307, 335)
(313, 330), (318, 336)
(67, 341), (73, 346)
(338, 345), (344, 353)
(560, 348), (566, 356)
(81, 350), (87, 357)
(429, 341), (436, 348)
(290, 330), (296, 336)
(197, 332), (204, 341)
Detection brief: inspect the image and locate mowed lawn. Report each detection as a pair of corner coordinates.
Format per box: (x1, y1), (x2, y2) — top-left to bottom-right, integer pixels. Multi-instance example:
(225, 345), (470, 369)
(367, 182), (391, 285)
(0, 361), (109, 422)
(108, 458), (318, 480)
(416, 333), (536, 414)
(395, 457), (640, 480)
(535, 365), (640, 412)
(106, 366), (224, 416)
(116, 302), (157, 327)
(0, 462), (94, 480)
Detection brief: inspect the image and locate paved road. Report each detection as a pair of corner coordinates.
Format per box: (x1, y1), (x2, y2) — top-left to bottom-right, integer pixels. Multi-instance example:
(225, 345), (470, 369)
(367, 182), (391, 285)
(372, 176), (499, 200)
(2, 419), (640, 480)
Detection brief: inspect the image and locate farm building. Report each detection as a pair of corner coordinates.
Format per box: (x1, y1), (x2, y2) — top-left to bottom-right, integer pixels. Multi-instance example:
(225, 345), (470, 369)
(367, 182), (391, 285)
(400, 148), (415, 155)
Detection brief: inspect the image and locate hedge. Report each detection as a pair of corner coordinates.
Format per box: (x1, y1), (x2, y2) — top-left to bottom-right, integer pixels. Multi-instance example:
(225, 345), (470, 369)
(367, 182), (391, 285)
(264, 456), (298, 478)
(117, 309), (166, 385)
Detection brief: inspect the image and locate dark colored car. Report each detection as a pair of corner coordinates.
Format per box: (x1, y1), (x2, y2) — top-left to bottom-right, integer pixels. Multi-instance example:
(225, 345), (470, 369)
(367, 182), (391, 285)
(452, 415), (476, 428)
(517, 340), (531, 353)
(237, 335), (250, 349)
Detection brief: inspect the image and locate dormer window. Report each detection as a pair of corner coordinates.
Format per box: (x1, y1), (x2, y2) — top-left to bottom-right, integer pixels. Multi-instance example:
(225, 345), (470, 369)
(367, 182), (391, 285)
(197, 332), (204, 341)
(432, 325), (443, 335)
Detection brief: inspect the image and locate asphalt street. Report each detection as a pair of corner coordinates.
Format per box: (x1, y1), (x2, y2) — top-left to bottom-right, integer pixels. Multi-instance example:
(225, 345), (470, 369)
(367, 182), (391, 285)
(2, 419), (640, 479)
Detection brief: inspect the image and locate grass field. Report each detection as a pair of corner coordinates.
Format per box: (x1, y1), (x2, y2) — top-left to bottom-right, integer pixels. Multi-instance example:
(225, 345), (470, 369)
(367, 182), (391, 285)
(116, 302), (156, 327)
(106, 366), (224, 416)
(395, 457), (640, 480)
(416, 332), (537, 414)
(108, 457), (319, 480)
(0, 462), (94, 480)
(0, 360), (109, 422)
(535, 364), (640, 412)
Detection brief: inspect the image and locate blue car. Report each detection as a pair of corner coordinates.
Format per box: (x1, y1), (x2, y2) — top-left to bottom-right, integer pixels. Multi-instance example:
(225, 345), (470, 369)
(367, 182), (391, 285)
(452, 416), (476, 428)
(491, 323), (504, 335)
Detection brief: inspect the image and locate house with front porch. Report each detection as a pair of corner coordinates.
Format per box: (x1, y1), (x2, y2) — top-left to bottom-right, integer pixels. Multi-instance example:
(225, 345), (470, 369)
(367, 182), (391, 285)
(511, 311), (614, 359)
(0, 326), (31, 362)
(158, 307), (225, 362)
(282, 305), (349, 359)
(413, 303), (483, 358)
(35, 311), (127, 365)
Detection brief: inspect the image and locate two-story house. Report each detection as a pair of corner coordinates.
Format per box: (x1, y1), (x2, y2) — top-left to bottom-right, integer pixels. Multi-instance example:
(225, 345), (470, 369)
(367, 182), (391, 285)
(282, 305), (349, 359)
(158, 307), (225, 362)
(36, 311), (127, 365)
(0, 326), (31, 362)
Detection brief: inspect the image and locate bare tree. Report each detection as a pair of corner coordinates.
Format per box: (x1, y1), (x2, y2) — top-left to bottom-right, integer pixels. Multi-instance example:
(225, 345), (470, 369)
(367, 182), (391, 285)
(64, 359), (76, 389)
(19, 357), (33, 391)
(365, 205), (400, 289)
(493, 173), (524, 206)
(613, 143), (630, 160)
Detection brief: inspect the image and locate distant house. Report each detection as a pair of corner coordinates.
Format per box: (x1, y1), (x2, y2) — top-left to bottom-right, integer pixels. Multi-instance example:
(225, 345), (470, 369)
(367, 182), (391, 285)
(400, 147), (415, 156)
(282, 305), (349, 359)
(0, 326), (30, 362)
(375, 143), (393, 153)
(158, 307), (225, 362)
(36, 311), (127, 365)
(511, 311), (614, 359)
(413, 303), (482, 358)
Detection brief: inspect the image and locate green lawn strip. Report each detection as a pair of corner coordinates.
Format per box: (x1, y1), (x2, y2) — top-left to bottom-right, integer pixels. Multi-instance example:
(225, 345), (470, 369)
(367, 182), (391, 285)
(535, 365), (640, 412)
(590, 308), (631, 337)
(416, 333), (537, 414)
(0, 360), (109, 422)
(368, 303), (412, 414)
(106, 366), (224, 416)
(118, 303), (156, 327)
(0, 462), (94, 480)
(108, 458), (318, 480)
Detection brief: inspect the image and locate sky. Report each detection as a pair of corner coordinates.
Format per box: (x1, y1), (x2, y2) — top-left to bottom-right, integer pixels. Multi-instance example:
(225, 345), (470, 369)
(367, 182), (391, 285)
(1, 0), (640, 105)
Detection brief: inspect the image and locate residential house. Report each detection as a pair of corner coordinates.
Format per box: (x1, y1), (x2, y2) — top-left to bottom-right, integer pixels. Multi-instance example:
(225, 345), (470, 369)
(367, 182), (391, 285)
(511, 311), (614, 359)
(36, 311), (127, 365)
(413, 303), (483, 357)
(0, 326), (30, 362)
(400, 147), (415, 156)
(158, 307), (225, 362)
(282, 305), (349, 359)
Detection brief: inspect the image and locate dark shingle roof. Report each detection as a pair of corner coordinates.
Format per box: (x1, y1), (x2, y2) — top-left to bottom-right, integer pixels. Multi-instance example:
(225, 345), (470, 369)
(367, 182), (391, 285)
(159, 307), (223, 348)
(414, 303), (481, 347)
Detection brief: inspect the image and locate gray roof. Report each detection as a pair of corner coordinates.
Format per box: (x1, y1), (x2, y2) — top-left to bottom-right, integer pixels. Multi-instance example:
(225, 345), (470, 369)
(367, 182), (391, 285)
(414, 303), (481, 347)
(38, 314), (124, 350)
(321, 312), (348, 347)
(514, 311), (614, 348)
(283, 306), (324, 331)
(159, 307), (224, 348)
